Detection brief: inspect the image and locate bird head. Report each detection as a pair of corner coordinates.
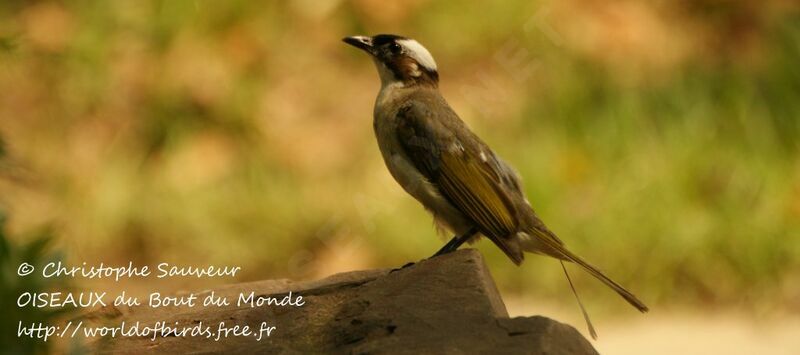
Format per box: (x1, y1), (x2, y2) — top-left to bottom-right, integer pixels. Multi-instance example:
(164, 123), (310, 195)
(343, 34), (438, 88)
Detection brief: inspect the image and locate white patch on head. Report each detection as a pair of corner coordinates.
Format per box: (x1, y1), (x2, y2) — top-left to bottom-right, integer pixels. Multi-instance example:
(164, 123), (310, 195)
(398, 39), (437, 72)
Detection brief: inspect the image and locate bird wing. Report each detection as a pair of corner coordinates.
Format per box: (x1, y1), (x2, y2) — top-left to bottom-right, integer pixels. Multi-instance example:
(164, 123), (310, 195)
(395, 98), (524, 263)
(394, 97), (649, 313)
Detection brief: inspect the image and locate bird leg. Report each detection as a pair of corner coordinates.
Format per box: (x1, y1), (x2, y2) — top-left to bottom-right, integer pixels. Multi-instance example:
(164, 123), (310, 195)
(390, 228), (478, 273)
(432, 227), (478, 258)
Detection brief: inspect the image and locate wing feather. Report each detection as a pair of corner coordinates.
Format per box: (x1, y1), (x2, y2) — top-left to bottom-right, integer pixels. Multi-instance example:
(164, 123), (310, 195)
(395, 100), (523, 262)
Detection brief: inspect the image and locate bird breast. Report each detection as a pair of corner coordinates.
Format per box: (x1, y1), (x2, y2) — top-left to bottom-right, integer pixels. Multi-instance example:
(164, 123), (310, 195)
(373, 88), (437, 205)
(372, 86), (473, 236)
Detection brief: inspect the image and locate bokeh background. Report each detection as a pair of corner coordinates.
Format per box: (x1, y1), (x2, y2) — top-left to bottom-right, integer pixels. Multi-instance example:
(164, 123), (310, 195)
(1, 0), (799, 353)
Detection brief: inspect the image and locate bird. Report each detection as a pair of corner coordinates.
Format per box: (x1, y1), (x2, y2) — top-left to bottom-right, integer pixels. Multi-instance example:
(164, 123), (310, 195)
(343, 34), (648, 338)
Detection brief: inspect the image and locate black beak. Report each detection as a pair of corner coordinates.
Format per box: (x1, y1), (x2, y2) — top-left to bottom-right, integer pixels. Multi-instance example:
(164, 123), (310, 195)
(342, 35), (374, 54)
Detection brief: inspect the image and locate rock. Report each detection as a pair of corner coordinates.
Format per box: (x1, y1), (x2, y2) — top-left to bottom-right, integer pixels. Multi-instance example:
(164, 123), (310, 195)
(88, 249), (597, 354)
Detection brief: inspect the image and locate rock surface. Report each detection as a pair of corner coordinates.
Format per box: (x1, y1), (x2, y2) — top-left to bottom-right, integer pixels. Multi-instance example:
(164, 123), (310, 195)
(89, 249), (598, 354)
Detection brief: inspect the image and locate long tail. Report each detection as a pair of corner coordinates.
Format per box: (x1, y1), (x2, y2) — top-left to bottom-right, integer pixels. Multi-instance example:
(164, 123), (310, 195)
(561, 260), (597, 339)
(522, 229), (649, 313)
(557, 245), (649, 313)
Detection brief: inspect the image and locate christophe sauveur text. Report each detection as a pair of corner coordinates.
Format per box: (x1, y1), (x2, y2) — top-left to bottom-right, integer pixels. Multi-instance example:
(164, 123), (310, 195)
(16, 261), (305, 342)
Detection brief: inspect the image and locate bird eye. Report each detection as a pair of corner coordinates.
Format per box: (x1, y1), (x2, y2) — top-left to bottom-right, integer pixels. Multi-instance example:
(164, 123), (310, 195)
(389, 42), (402, 54)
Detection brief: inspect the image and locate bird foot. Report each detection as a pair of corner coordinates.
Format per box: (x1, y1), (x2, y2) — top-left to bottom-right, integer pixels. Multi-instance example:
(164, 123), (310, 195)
(389, 260), (424, 273)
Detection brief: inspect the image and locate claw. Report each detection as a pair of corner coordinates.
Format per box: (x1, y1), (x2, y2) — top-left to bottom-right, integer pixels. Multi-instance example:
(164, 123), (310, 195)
(389, 261), (420, 273)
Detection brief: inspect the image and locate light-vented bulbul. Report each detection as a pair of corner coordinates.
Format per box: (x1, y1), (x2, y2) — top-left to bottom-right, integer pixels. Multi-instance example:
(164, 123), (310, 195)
(344, 34), (648, 338)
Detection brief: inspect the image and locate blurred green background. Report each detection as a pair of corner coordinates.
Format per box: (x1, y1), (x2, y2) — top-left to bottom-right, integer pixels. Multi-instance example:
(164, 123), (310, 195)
(1, 0), (799, 333)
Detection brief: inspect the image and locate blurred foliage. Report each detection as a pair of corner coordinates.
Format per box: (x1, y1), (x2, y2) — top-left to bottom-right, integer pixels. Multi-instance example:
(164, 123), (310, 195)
(0, 0), (798, 315)
(0, 211), (72, 355)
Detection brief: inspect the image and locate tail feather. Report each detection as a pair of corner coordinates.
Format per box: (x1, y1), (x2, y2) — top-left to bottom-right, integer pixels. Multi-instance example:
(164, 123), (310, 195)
(521, 229), (649, 313)
(560, 247), (649, 313)
(561, 261), (597, 339)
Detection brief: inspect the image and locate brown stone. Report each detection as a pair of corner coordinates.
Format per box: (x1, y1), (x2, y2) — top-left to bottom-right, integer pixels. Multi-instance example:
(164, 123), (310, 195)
(89, 249), (597, 354)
